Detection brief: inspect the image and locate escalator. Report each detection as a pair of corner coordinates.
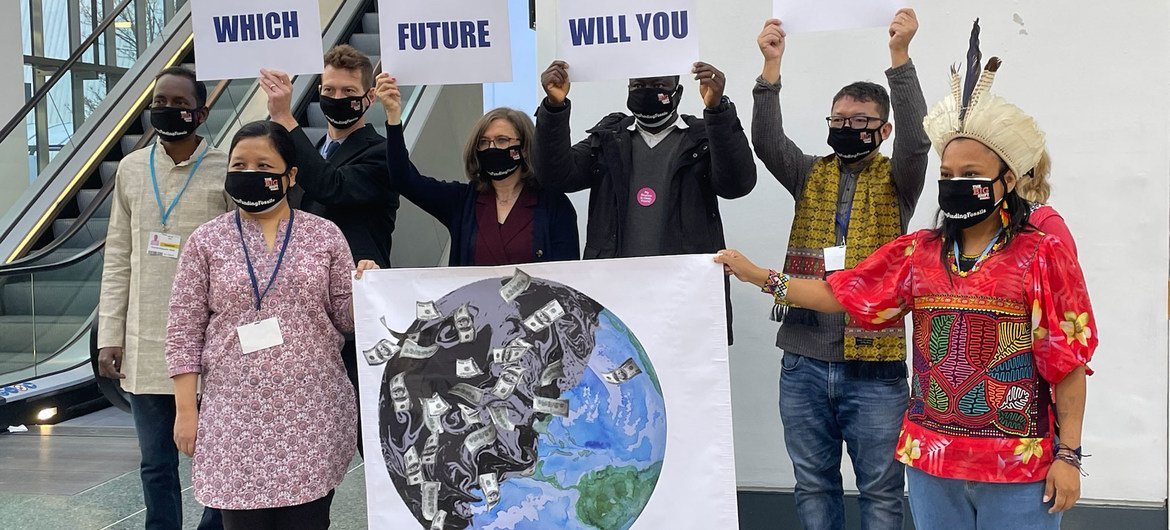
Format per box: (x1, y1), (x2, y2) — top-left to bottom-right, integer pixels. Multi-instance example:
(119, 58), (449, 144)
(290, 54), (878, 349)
(0, 0), (450, 427)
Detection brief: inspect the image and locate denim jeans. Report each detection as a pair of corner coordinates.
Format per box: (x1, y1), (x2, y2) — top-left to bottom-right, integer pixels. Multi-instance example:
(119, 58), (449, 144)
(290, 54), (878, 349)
(778, 353), (908, 530)
(128, 393), (223, 530)
(906, 467), (1061, 530)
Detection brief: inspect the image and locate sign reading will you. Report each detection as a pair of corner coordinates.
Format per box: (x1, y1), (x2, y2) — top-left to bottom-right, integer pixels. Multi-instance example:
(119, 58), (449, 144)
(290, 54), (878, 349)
(557, 0), (699, 82)
(190, 0), (324, 81)
(378, 0), (512, 86)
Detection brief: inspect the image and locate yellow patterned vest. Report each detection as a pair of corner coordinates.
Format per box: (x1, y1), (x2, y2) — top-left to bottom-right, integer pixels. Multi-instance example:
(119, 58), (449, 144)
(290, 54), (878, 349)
(784, 155), (907, 361)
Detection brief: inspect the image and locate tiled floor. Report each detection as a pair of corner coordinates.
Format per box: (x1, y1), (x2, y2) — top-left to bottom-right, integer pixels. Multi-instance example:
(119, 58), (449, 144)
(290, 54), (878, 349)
(0, 407), (370, 530)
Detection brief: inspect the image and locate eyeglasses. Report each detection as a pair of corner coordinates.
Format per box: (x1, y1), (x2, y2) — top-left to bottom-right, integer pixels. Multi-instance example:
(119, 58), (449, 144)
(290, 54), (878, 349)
(477, 136), (520, 150)
(826, 116), (885, 129)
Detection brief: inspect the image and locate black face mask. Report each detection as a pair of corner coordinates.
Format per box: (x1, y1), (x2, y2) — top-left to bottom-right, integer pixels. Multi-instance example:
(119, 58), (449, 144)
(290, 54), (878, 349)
(225, 171), (287, 213)
(477, 146), (523, 181)
(319, 94), (367, 129)
(627, 87), (681, 128)
(938, 171), (1007, 229)
(827, 125), (883, 162)
(151, 107), (202, 140)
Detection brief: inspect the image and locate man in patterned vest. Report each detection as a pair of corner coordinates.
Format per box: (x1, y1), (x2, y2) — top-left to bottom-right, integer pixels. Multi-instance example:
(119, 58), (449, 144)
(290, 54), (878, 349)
(750, 9), (929, 530)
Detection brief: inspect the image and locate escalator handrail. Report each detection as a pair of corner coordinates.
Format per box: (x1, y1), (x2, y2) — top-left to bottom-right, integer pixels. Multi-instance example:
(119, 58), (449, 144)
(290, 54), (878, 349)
(0, 76), (237, 272)
(0, 0), (136, 144)
(0, 239), (103, 276)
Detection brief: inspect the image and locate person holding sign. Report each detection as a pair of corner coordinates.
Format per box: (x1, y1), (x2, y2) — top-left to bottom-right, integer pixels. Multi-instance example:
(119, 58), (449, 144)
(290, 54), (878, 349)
(260, 44), (400, 458)
(749, 9), (928, 529)
(97, 66), (230, 530)
(534, 60), (756, 342)
(720, 21), (1094, 528)
(166, 121), (377, 530)
(376, 74), (580, 266)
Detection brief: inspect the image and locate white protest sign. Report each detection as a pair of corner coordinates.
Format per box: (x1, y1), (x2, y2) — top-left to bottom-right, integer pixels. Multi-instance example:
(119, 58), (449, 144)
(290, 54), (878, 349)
(378, 0), (513, 86)
(353, 256), (739, 529)
(556, 0), (699, 82)
(774, 0), (900, 34)
(190, 0), (323, 81)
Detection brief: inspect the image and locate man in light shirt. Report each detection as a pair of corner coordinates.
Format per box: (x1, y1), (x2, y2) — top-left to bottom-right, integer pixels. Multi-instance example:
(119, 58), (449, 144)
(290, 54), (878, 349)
(98, 66), (230, 530)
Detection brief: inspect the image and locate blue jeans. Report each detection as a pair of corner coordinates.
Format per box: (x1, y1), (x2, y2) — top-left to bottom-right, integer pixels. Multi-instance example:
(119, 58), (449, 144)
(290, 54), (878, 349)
(778, 353), (908, 530)
(906, 467), (1061, 530)
(128, 393), (223, 530)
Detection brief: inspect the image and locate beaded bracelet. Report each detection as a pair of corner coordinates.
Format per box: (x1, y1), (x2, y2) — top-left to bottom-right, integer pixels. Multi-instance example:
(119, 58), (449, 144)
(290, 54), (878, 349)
(761, 269), (791, 306)
(1054, 444), (1088, 476)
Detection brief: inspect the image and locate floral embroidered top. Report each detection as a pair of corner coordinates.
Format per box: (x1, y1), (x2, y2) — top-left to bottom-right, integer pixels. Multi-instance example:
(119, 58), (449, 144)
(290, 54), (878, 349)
(165, 211), (358, 509)
(826, 228), (1096, 483)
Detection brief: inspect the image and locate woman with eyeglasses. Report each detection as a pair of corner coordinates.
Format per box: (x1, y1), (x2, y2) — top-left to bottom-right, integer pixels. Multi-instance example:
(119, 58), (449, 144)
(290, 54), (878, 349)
(375, 74), (579, 266)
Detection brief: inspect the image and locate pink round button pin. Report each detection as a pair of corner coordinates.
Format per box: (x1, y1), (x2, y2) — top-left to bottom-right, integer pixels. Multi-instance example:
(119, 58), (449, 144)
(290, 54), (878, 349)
(636, 187), (656, 207)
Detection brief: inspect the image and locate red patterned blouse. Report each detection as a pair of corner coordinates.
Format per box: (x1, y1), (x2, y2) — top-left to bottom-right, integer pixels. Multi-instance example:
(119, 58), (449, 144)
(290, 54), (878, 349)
(827, 228), (1096, 483)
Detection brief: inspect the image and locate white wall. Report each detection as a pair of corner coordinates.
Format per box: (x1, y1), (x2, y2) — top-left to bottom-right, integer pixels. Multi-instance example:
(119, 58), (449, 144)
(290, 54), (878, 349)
(0, 1), (30, 215)
(538, 0), (1170, 503)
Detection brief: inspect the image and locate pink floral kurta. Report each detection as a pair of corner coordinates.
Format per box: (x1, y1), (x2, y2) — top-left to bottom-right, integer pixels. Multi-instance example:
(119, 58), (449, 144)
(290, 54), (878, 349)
(166, 210), (357, 510)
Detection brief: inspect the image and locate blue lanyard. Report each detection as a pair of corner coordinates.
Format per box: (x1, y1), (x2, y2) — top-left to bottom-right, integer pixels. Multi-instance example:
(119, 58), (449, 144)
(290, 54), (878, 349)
(150, 142), (210, 229)
(954, 228), (1003, 270)
(236, 209), (295, 311)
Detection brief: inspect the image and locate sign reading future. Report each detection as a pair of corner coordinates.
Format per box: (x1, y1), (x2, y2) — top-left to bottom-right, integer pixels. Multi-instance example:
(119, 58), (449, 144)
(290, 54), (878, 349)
(378, 0), (513, 86)
(190, 0), (325, 81)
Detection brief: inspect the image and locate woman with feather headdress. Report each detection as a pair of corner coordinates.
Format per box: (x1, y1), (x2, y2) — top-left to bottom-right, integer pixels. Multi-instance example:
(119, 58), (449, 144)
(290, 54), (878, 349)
(717, 20), (1094, 528)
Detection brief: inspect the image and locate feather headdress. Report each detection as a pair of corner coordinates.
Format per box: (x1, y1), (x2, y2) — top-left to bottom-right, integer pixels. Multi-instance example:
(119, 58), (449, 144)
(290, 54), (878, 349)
(923, 19), (1046, 180)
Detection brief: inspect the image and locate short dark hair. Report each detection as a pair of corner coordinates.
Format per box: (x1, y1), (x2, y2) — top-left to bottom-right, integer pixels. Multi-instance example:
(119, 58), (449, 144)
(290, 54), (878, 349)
(155, 66), (207, 107)
(324, 44), (374, 91)
(229, 120), (297, 173)
(832, 82), (890, 121)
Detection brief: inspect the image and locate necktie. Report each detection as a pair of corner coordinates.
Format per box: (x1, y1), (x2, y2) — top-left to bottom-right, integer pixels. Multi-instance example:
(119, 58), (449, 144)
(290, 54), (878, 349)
(323, 140), (340, 160)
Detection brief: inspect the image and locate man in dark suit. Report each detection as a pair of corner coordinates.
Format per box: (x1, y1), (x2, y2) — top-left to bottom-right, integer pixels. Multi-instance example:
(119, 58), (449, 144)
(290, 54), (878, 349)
(261, 44), (399, 268)
(260, 45), (400, 455)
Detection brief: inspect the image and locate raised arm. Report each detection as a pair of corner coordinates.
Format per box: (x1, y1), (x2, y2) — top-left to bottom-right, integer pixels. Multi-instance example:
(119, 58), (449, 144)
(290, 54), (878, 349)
(693, 62), (756, 199)
(886, 8), (930, 220)
(752, 19), (818, 197)
(533, 61), (600, 194)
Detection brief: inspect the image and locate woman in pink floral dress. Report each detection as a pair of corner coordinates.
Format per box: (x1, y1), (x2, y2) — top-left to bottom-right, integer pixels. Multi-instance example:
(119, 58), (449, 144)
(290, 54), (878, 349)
(166, 120), (376, 529)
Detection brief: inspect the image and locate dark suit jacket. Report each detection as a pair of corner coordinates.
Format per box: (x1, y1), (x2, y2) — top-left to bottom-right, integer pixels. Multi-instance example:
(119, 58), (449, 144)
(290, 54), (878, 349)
(288, 124), (400, 267)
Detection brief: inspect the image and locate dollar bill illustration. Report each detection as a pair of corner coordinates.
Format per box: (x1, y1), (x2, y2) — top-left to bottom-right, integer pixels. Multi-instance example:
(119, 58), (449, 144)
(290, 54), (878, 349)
(450, 383), (486, 405)
(463, 423), (497, 453)
(405, 446), (423, 485)
(400, 339), (439, 360)
(523, 299), (566, 332)
(602, 358), (643, 384)
(533, 396), (570, 417)
(539, 359), (564, 386)
(423, 393), (451, 417)
(417, 301), (443, 321)
(421, 433), (439, 465)
(430, 510), (447, 530)
(491, 365), (526, 399)
(390, 373), (411, 413)
(458, 403), (481, 425)
(423, 412), (445, 435)
(499, 269), (532, 303)
(479, 472), (500, 510)
(363, 338), (399, 366)
(456, 358), (484, 378)
(488, 404), (516, 432)
(453, 304), (476, 344)
(422, 481), (440, 521)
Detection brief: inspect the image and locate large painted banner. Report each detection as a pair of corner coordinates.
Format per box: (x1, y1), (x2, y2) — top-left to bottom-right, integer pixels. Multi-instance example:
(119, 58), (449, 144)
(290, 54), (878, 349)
(378, 0), (513, 86)
(353, 256), (738, 529)
(190, 0), (324, 80)
(555, 0), (699, 82)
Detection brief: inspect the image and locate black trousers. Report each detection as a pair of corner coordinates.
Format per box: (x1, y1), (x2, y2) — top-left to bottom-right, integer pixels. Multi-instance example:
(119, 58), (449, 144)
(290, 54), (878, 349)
(221, 490), (334, 530)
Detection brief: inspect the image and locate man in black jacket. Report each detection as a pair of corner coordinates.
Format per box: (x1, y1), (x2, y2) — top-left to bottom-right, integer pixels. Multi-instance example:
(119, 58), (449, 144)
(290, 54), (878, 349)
(534, 61), (757, 341)
(260, 45), (399, 454)
(261, 44), (399, 267)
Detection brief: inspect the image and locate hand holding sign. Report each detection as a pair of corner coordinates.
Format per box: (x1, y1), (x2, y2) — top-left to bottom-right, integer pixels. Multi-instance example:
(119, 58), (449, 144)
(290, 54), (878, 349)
(259, 68), (297, 131)
(541, 61), (571, 106)
(888, 8), (918, 67)
(376, 73), (402, 125)
(691, 62), (726, 110)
